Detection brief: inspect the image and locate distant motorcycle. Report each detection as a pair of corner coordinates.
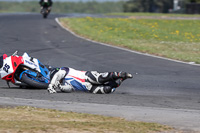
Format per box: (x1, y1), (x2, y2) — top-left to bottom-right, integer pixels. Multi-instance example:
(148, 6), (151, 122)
(0, 51), (50, 89)
(40, 0), (52, 19)
(41, 6), (50, 19)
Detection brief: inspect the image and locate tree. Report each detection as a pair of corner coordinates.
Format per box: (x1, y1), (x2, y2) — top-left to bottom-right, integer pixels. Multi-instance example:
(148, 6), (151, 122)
(123, 0), (173, 13)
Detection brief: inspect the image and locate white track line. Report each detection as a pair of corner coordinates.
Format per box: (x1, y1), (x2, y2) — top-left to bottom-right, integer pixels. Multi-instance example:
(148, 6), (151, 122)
(1, 96), (200, 131)
(55, 17), (200, 67)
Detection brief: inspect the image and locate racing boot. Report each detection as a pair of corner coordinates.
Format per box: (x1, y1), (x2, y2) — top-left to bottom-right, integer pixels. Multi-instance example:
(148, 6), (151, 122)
(90, 85), (113, 94)
(108, 78), (123, 88)
(105, 78), (124, 93)
(91, 71), (133, 84)
(112, 72), (133, 80)
(108, 75), (131, 93)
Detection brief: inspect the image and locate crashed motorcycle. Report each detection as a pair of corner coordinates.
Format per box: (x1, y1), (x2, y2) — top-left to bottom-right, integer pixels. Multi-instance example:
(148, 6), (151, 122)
(0, 51), (50, 89)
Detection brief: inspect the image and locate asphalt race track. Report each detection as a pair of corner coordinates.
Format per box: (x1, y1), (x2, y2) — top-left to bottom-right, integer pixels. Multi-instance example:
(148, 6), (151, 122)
(0, 13), (200, 132)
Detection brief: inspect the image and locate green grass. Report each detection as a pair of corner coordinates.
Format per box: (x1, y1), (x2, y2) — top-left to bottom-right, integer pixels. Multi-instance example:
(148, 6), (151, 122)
(106, 12), (200, 17)
(0, 106), (172, 133)
(60, 17), (200, 64)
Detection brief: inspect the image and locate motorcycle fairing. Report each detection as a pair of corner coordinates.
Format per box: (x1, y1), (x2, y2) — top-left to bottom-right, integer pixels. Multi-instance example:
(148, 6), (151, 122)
(22, 53), (41, 73)
(1, 56), (24, 83)
(19, 53), (50, 83)
(19, 70), (49, 84)
(22, 53), (50, 81)
(22, 53), (50, 79)
(38, 61), (50, 80)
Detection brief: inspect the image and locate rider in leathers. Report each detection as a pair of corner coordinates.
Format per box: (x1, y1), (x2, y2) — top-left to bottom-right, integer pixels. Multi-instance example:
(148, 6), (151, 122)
(47, 67), (133, 94)
(39, 0), (53, 12)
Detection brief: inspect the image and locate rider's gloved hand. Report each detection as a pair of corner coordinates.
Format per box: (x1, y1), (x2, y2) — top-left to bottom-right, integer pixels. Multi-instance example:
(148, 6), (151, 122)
(47, 84), (57, 93)
(47, 88), (57, 93)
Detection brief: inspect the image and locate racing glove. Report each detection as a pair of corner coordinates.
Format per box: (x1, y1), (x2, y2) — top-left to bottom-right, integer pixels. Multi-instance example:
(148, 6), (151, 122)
(47, 84), (57, 93)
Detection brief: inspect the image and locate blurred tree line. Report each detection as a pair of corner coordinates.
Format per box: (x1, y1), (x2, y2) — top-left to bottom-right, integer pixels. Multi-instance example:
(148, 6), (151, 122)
(1, 0), (199, 14)
(0, 1), (124, 13)
(123, 0), (200, 13)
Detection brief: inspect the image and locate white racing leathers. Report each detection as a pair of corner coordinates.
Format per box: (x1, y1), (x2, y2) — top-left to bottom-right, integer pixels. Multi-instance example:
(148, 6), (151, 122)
(49, 67), (125, 94)
(62, 68), (91, 92)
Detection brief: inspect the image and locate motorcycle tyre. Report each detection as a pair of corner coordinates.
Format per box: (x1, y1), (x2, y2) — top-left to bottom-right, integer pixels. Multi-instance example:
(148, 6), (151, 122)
(21, 73), (49, 89)
(43, 14), (47, 18)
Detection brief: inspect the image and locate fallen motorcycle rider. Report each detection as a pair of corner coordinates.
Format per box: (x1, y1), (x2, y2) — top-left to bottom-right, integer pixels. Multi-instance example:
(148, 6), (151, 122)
(48, 67), (133, 94)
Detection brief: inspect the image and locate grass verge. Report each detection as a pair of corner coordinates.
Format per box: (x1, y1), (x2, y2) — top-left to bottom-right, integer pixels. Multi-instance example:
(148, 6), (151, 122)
(0, 106), (172, 133)
(59, 16), (200, 64)
(106, 12), (200, 17)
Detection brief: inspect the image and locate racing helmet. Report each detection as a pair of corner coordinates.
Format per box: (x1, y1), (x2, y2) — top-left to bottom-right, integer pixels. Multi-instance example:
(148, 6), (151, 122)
(0, 55), (3, 69)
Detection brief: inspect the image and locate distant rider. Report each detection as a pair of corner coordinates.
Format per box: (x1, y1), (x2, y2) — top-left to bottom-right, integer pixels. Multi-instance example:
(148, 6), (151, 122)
(47, 67), (133, 94)
(39, 0), (53, 13)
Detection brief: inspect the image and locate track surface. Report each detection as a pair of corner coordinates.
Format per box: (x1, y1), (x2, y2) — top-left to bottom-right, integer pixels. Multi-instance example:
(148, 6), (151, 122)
(0, 13), (200, 131)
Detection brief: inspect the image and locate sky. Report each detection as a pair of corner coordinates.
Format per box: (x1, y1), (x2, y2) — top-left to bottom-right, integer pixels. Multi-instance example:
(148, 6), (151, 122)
(0, 0), (125, 2)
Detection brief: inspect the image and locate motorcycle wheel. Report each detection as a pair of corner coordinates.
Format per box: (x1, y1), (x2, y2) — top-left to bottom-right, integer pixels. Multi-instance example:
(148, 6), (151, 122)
(21, 73), (49, 89)
(43, 14), (47, 18)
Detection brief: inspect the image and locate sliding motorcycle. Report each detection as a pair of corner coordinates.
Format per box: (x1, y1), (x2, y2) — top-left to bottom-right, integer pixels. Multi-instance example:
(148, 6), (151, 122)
(0, 51), (50, 89)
